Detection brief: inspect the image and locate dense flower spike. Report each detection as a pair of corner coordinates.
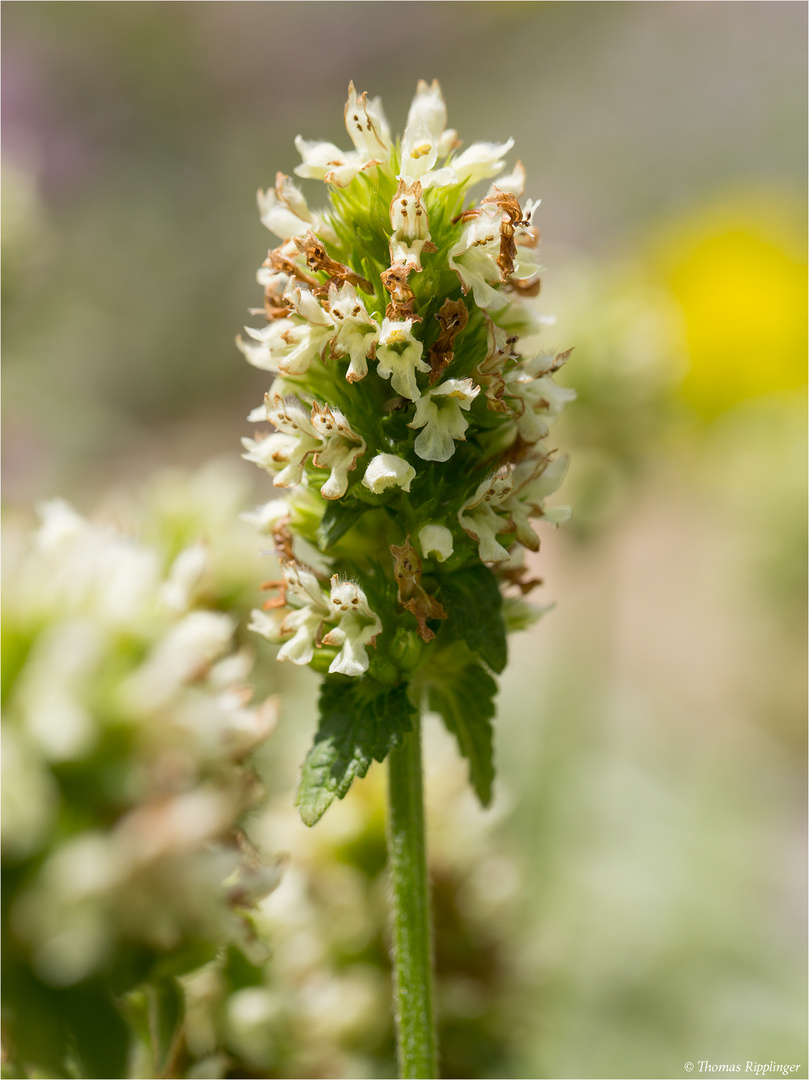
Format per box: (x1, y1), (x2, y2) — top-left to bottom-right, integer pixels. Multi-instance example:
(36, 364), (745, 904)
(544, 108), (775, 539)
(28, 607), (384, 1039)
(2, 491), (280, 1076)
(239, 80), (572, 818)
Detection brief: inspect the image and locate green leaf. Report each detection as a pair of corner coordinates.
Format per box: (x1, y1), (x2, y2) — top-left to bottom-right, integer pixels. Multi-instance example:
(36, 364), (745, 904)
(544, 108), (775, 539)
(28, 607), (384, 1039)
(146, 977), (184, 1077)
(428, 659), (497, 806)
(297, 678), (415, 826)
(317, 501), (367, 550)
(59, 979), (131, 1079)
(439, 566), (508, 674)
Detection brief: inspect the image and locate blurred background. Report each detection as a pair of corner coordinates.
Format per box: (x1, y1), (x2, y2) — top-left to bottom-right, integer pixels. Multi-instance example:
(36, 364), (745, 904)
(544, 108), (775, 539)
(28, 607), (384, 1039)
(2, 3), (806, 1077)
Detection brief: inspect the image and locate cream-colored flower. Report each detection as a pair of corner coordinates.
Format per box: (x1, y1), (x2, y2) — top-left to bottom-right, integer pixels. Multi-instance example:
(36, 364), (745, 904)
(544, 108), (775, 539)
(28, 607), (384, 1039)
(322, 577), (382, 677)
(237, 316), (330, 377)
(457, 472), (514, 563)
(257, 174), (334, 242)
(241, 395), (320, 489)
(310, 404), (366, 500)
(389, 180), (435, 271)
(362, 454), (416, 494)
(451, 139), (514, 186)
(406, 79), (459, 158)
(295, 82), (391, 188)
(502, 453), (570, 550)
(418, 524), (454, 563)
(327, 282), (379, 383)
(284, 279), (333, 327)
(375, 319), (430, 401)
(398, 120), (456, 190)
(274, 560), (333, 667)
(448, 205), (509, 311)
(410, 378), (480, 462)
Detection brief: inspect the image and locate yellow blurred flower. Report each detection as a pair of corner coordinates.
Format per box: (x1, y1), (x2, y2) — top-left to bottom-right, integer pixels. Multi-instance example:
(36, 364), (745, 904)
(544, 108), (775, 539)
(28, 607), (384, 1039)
(654, 190), (807, 418)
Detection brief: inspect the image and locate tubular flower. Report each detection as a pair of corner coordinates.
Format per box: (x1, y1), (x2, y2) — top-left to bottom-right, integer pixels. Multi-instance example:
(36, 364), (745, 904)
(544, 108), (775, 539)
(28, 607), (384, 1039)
(409, 377), (480, 462)
(375, 317), (431, 400)
(238, 81), (573, 820)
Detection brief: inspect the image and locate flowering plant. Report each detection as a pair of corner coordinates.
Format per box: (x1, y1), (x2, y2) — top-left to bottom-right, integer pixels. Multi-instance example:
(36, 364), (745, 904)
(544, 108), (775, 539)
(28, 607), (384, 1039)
(239, 79), (572, 1077)
(241, 79), (572, 820)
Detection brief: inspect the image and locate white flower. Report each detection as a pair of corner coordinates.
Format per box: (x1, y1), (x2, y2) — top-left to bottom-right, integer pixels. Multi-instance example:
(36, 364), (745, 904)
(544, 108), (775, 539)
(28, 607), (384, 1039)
(273, 560), (332, 667)
(294, 137), (356, 185)
(247, 607), (289, 645)
(35, 499), (85, 554)
(257, 174), (333, 242)
(398, 120), (455, 190)
(362, 454), (416, 494)
(457, 472), (514, 563)
(406, 79), (459, 158)
(310, 403), (366, 500)
(276, 606), (326, 666)
(409, 378), (480, 462)
(242, 395), (320, 489)
(451, 139), (514, 186)
(504, 356), (577, 444)
(389, 180), (435, 271)
(239, 498), (290, 534)
(322, 577), (381, 677)
(283, 279), (333, 327)
(487, 161), (526, 198)
(503, 453), (570, 550)
(448, 205), (509, 311)
(327, 282), (379, 383)
(375, 318), (430, 401)
(251, 565), (382, 677)
(418, 524), (454, 563)
(123, 611), (235, 713)
(295, 82), (391, 188)
(237, 315), (331, 376)
(344, 82), (392, 157)
(160, 542), (209, 614)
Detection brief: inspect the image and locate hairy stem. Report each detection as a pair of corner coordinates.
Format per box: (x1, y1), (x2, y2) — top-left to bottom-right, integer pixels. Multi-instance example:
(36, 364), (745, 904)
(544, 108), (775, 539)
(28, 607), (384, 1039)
(387, 713), (438, 1079)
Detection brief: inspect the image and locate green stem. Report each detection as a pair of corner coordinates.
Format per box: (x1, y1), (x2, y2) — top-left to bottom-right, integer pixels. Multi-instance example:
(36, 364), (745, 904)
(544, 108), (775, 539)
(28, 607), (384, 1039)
(387, 713), (438, 1080)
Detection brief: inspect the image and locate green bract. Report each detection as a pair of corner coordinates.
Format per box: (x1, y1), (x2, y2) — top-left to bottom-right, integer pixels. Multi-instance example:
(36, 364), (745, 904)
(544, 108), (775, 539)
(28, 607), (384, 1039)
(241, 80), (573, 823)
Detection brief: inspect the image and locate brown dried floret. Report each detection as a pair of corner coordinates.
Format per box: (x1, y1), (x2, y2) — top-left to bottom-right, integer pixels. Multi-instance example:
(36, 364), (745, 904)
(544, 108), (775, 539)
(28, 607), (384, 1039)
(293, 231), (373, 295)
(381, 263), (421, 321)
(390, 537), (447, 643)
(480, 190), (530, 283)
(499, 563), (544, 596)
(509, 276), (541, 297)
(428, 298), (469, 384)
(475, 319), (519, 411)
(259, 241), (320, 319)
(259, 577), (288, 610)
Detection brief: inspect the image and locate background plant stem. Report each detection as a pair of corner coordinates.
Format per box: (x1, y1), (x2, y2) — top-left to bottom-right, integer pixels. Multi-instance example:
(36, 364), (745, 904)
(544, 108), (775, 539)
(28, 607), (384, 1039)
(387, 713), (438, 1079)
